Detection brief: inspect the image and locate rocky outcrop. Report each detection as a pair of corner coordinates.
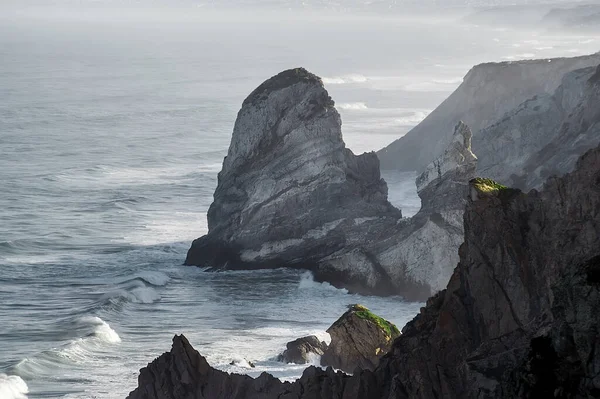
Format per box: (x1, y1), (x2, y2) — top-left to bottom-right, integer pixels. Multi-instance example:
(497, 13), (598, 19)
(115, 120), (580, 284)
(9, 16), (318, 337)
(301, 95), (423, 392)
(474, 64), (600, 190)
(130, 143), (600, 399)
(377, 53), (600, 172)
(278, 336), (327, 365)
(321, 304), (399, 373)
(365, 121), (476, 293)
(186, 68), (476, 299)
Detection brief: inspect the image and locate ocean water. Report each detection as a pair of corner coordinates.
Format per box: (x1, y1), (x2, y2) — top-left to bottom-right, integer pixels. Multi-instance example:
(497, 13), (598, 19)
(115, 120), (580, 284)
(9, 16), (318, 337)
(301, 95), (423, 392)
(1, 4), (599, 398)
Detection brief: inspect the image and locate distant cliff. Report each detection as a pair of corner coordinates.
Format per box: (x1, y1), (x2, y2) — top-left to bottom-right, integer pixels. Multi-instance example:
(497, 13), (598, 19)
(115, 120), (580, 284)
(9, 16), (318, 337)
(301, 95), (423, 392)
(475, 63), (600, 189)
(377, 53), (600, 172)
(185, 68), (475, 299)
(130, 141), (600, 399)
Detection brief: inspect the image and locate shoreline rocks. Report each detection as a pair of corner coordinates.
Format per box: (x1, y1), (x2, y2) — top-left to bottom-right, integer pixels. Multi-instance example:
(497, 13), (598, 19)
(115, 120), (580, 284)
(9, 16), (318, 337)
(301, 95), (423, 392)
(277, 336), (327, 365)
(129, 142), (600, 399)
(321, 304), (400, 373)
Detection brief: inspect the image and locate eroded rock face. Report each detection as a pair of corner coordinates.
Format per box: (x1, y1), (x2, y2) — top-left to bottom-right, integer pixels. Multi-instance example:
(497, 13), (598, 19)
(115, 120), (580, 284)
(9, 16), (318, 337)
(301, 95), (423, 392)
(278, 336), (327, 365)
(366, 121), (477, 293)
(131, 143), (600, 399)
(321, 304), (400, 373)
(474, 63), (600, 190)
(377, 53), (600, 172)
(186, 68), (473, 299)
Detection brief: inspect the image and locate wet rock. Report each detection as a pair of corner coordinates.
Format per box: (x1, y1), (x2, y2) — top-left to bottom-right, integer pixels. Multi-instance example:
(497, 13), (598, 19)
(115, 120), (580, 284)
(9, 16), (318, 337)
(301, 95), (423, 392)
(321, 304), (400, 373)
(278, 336), (327, 364)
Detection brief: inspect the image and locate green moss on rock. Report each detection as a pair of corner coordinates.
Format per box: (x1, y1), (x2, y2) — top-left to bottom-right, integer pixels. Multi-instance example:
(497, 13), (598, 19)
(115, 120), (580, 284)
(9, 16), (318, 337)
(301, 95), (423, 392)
(471, 177), (508, 193)
(349, 304), (400, 339)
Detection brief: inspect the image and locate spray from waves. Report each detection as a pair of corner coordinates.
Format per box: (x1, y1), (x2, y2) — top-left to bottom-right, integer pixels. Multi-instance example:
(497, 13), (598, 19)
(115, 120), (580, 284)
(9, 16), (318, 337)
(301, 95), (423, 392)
(337, 102), (369, 110)
(298, 271), (348, 294)
(0, 374), (29, 399)
(322, 74), (368, 85)
(13, 316), (120, 379)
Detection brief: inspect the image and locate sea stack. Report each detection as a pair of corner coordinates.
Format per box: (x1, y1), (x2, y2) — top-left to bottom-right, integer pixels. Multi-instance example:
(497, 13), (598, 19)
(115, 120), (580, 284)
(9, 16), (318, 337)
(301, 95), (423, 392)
(185, 67), (406, 296)
(186, 68), (479, 299)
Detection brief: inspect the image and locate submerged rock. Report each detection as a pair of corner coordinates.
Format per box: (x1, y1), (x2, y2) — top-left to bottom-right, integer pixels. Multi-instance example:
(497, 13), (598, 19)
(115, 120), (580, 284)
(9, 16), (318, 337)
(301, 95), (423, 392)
(130, 142), (600, 399)
(185, 68), (474, 299)
(321, 304), (399, 373)
(278, 336), (327, 365)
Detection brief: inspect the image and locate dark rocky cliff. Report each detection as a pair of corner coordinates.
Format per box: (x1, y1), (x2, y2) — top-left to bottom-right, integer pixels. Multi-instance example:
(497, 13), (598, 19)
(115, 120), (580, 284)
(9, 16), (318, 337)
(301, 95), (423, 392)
(130, 141), (600, 398)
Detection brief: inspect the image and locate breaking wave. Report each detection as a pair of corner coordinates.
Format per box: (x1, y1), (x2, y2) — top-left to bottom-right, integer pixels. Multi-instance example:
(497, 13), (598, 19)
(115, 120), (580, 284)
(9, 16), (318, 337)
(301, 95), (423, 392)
(0, 374), (28, 399)
(13, 316), (120, 379)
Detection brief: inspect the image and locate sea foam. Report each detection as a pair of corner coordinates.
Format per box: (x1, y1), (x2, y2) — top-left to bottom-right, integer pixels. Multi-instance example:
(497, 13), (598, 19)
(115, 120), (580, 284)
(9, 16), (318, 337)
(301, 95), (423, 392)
(0, 374), (28, 399)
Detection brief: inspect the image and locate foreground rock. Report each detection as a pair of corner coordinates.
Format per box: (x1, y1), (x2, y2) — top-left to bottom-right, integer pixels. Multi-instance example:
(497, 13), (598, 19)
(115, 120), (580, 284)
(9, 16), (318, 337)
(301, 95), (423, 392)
(130, 143), (600, 398)
(321, 304), (399, 373)
(378, 53), (600, 172)
(277, 336), (327, 365)
(186, 68), (476, 299)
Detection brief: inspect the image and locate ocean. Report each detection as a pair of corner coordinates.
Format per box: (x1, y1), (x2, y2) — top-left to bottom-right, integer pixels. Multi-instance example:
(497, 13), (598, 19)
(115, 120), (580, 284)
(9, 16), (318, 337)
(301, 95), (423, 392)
(1, 3), (599, 398)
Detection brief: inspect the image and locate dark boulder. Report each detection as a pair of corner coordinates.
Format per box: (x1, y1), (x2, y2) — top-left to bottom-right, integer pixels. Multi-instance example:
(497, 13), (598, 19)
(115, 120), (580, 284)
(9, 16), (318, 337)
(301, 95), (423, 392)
(321, 304), (400, 373)
(277, 335), (327, 364)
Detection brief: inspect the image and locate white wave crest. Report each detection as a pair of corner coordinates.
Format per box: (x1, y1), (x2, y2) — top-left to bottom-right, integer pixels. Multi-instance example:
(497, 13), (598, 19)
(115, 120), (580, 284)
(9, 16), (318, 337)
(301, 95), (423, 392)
(77, 316), (121, 344)
(0, 374), (28, 399)
(322, 74), (367, 85)
(135, 270), (170, 286)
(337, 102), (369, 111)
(298, 271), (348, 294)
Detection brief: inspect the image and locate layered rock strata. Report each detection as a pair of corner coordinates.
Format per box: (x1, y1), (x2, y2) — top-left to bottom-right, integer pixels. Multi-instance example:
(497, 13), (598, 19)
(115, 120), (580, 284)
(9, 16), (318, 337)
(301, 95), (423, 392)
(130, 143), (600, 399)
(475, 63), (600, 189)
(186, 68), (476, 299)
(377, 53), (600, 172)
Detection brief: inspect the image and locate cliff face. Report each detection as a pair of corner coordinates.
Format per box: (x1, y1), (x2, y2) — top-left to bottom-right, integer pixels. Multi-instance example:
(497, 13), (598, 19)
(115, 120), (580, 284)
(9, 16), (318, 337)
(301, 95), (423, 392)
(131, 143), (600, 399)
(377, 53), (600, 172)
(186, 69), (475, 299)
(474, 64), (600, 190)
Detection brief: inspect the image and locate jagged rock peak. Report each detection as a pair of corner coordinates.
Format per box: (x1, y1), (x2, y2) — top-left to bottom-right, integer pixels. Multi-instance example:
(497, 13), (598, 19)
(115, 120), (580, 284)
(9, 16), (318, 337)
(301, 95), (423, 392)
(244, 67), (326, 106)
(416, 121), (477, 192)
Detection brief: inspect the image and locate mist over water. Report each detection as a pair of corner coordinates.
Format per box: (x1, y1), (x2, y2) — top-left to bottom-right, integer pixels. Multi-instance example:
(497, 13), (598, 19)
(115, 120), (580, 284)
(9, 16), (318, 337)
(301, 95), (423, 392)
(1, 1), (599, 397)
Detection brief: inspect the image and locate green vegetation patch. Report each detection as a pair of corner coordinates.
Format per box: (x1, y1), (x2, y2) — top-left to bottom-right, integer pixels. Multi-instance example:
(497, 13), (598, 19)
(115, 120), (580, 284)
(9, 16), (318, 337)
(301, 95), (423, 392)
(471, 177), (508, 193)
(350, 304), (400, 338)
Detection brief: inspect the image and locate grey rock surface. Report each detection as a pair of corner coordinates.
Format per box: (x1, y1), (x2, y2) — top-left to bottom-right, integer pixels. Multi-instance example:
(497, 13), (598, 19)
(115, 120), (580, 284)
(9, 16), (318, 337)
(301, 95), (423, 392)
(186, 68), (475, 299)
(474, 64), (600, 190)
(377, 53), (600, 172)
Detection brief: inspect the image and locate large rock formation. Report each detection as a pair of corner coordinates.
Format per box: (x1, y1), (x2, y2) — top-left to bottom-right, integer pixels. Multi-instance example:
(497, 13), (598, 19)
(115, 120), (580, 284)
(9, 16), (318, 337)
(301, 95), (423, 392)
(475, 63), (600, 190)
(377, 53), (600, 172)
(129, 142), (600, 399)
(186, 68), (476, 299)
(321, 304), (400, 373)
